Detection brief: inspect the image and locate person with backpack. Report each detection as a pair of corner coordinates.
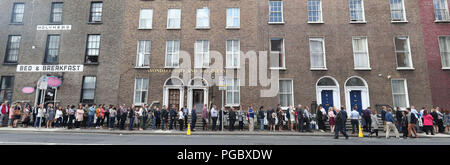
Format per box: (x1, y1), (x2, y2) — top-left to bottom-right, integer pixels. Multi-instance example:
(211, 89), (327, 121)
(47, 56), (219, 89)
(12, 102), (22, 128)
(333, 108), (349, 139)
(407, 108), (418, 138)
(385, 108), (400, 139)
(363, 107), (372, 132)
(128, 107), (136, 130)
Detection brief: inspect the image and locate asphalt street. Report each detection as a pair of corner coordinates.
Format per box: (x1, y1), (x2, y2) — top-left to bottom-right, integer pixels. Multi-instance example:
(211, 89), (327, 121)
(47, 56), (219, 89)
(0, 131), (449, 145)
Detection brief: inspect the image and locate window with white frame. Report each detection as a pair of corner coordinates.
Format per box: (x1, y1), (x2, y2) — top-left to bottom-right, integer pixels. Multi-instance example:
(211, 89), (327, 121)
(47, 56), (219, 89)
(270, 38), (285, 69)
(11, 3), (25, 24)
(136, 40), (150, 67)
(195, 40), (210, 68)
(165, 40), (180, 67)
(226, 40), (240, 68)
(434, 0), (450, 21)
(85, 34), (101, 64)
(308, 0), (322, 23)
(167, 8), (181, 29)
(390, 0), (406, 22)
(226, 8), (240, 28)
(139, 9), (153, 29)
(279, 79), (293, 108)
(349, 0), (365, 22)
(352, 37), (370, 69)
(89, 2), (102, 22)
(134, 78), (148, 105)
(391, 79), (409, 108)
(269, 1), (283, 23)
(81, 76), (96, 104)
(44, 35), (60, 64)
(394, 36), (413, 69)
(309, 37), (326, 69)
(196, 8), (210, 28)
(0, 76), (14, 103)
(226, 78), (240, 106)
(439, 36), (450, 69)
(50, 2), (64, 24)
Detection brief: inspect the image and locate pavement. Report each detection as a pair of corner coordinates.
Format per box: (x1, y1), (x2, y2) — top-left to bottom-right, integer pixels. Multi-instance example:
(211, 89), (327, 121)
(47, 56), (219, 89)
(0, 127), (449, 138)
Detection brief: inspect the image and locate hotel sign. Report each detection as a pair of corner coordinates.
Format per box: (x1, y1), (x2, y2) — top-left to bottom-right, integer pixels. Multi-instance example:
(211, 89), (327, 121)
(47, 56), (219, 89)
(37, 25), (72, 31)
(17, 65), (83, 72)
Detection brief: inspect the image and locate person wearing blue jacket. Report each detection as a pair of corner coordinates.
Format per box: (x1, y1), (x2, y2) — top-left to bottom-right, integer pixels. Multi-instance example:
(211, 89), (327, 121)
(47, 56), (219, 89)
(385, 108), (400, 139)
(88, 104), (96, 129)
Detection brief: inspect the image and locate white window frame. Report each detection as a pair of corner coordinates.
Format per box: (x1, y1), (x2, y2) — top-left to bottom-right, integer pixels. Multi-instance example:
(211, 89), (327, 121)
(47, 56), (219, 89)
(139, 9), (153, 29)
(269, 1), (284, 24)
(309, 37), (327, 70)
(226, 8), (240, 29)
(434, 0), (450, 22)
(390, 0), (407, 22)
(165, 40), (180, 68)
(391, 79), (409, 109)
(225, 78), (240, 107)
(226, 40), (240, 68)
(349, 0), (366, 23)
(439, 36), (450, 69)
(136, 40), (151, 68)
(279, 79), (294, 110)
(196, 7), (210, 29)
(352, 36), (371, 70)
(194, 40), (210, 68)
(394, 36), (414, 70)
(269, 38), (286, 69)
(134, 78), (148, 106)
(307, 0), (323, 23)
(167, 8), (181, 29)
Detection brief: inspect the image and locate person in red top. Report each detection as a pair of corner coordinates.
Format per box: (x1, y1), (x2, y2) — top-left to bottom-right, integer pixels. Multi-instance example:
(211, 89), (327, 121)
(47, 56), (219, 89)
(422, 110), (435, 135)
(0, 101), (10, 127)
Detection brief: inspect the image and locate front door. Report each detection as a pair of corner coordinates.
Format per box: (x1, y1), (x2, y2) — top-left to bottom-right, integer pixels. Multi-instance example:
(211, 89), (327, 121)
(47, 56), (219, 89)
(36, 88), (56, 107)
(168, 89), (180, 110)
(350, 90), (362, 113)
(321, 90), (334, 113)
(192, 89), (204, 112)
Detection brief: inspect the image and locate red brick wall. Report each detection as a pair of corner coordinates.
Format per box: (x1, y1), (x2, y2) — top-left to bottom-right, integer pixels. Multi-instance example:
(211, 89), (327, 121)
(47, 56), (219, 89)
(419, 0), (450, 109)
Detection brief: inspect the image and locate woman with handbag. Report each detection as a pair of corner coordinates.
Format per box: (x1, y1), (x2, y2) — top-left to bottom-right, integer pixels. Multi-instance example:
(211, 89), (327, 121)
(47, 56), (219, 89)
(423, 110), (435, 135)
(277, 107), (284, 132)
(12, 102), (22, 128)
(21, 104), (31, 128)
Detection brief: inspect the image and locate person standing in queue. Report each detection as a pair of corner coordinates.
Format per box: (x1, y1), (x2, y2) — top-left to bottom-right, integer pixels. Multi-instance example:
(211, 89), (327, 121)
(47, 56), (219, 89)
(202, 104), (208, 131)
(296, 104), (304, 132)
(229, 107), (236, 131)
(333, 108), (349, 139)
(211, 105), (218, 131)
(191, 105), (197, 131)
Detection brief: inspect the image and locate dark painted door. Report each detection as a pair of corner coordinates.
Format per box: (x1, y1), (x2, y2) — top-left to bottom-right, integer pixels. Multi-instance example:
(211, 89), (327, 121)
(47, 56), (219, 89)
(321, 90), (334, 113)
(350, 90), (362, 113)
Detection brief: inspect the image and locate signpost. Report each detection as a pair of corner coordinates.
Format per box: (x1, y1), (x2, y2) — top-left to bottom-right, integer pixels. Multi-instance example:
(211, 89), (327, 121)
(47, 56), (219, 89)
(218, 76), (226, 132)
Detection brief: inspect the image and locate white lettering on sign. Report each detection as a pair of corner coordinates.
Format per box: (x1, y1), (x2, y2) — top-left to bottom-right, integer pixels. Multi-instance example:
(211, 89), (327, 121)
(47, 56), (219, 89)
(37, 25), (72, 31)
(16, 65), (83, 72)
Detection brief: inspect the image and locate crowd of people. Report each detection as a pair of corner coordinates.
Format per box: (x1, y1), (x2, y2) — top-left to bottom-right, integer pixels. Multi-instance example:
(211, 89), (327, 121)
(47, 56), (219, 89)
(0, 100), (449, 139)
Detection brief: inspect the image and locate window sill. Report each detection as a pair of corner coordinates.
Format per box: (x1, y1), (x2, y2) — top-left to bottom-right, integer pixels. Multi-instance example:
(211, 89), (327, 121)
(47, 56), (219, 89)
(354, 68), (371, 71)
(350, 21), (367, 24)
(391, 20), (408, 23)
(435, 20), (450, 23)
(225, 105), (240, 108)
(224, 66), (240, 69)
(442, 67), (450, 70)
(167, 27), (181, 30)
(138, 28), (152, 30)
(48, 22), (63, 25)
(269, 67), (286, 70)
(268, 22), (285, 25)
(396, 67), (415, 71)
(164, 66), (180, 69)
(194, 67), (210, 69)
(308, 21), (324, 24)
(135, 66), (150, 69)
(9, 23), (24, 25)
(226, 27), (240, 30)
(310, 68), (328, 71)
(87, 22), (103, 25)
(3, 63), (18, 66)
(84, 62), (99, 65)
(196, 27), (210, 30)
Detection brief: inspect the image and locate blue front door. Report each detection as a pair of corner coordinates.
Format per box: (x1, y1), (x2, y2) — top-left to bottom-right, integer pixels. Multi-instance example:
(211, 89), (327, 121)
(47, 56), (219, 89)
(321, 90), (334, 113)
(350, 90), (362, 113)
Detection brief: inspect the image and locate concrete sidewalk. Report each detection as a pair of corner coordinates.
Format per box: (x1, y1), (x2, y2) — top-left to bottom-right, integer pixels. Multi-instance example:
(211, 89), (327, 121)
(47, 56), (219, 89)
(1, 127), (449, 138)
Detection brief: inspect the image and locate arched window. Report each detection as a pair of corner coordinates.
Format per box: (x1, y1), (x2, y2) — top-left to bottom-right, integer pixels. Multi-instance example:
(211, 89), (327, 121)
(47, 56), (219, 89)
(317, 77), (337, 86)
(345, 77), (365, 86)
(164, 77), (183, 86)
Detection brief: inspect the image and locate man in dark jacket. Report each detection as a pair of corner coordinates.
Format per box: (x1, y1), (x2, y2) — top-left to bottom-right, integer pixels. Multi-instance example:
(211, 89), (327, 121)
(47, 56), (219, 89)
(191, 106), (197, 131)
(169, 105), (176, 130)
(128, 107), (136, 130)
(258, 106), (265, 131)
(340, 107), (348, 132)
(395, 108), (403, 133)
(296, 104), (304, 132)
(363, 107), (372, 132)
(334, 108), (349, 139)
(228, 107), (236, 131)
(161, 106), (168, 130)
